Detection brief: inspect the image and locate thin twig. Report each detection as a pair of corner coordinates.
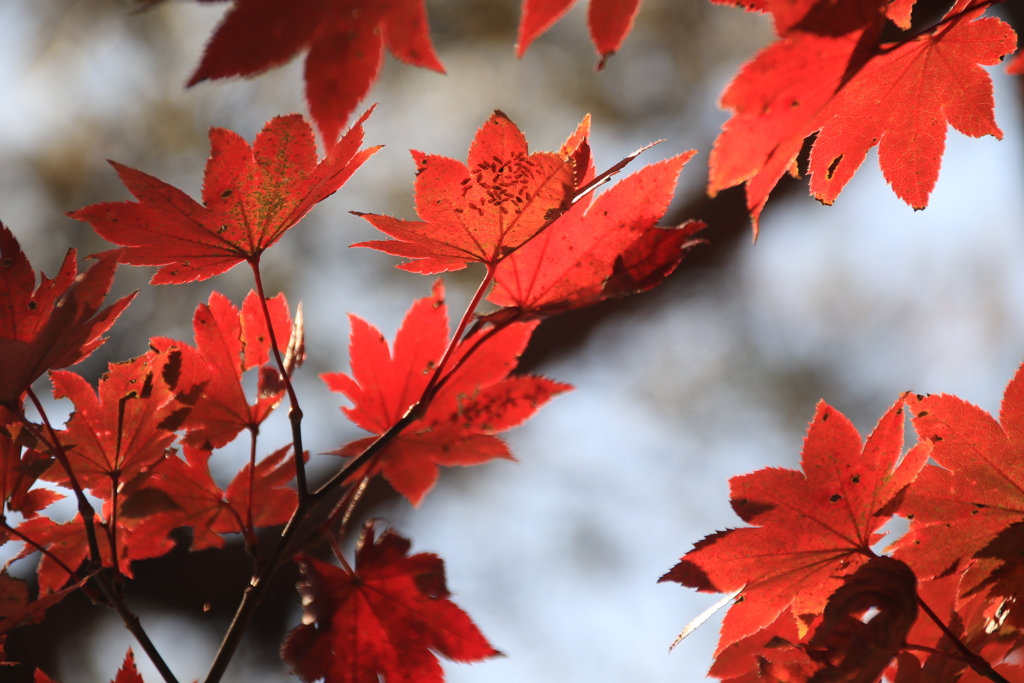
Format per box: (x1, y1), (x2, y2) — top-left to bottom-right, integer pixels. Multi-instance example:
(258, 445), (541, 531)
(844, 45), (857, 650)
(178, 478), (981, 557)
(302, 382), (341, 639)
(245, 426), (258, 552)
(25, 390), (103, 570)
(250, 260), (307, 499)
(23, 393), (179, 683)
(205, 261), (520, 682)
(1, 518), (80, 581)
(91, 571), (180, 683)
(917, 595), (1011, 683)
(418, 264), (497, 406)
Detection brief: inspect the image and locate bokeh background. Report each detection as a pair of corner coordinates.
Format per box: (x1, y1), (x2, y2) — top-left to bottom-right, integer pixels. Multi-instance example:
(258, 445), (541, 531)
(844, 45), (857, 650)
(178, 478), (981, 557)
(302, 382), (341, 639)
(3, 0), (1024, 681)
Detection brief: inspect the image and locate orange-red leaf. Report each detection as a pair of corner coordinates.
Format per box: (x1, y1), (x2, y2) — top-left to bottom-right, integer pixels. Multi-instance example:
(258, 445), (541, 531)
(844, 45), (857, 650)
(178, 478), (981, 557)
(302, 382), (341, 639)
(281, 523), (498, 683)
(0, 225), (133, 407)
(895, 363), (1024, 590)
(355, 111), (576, 273)
(489, 151), (704, 317)
(70, 112), (378, 284)
(188, 0), (444, 144)
(323, 280), (570, 505)
(807, 8), (1016, 211)
(661, 400), (927, 653)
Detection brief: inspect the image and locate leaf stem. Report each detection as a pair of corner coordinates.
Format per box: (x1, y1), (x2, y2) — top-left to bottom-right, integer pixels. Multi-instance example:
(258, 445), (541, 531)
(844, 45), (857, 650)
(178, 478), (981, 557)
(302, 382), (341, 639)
(249, 260), (307, 500)
(245, 426), (258, 551)
(917, 595), (1011, 683)
(418, 263), (496, 407)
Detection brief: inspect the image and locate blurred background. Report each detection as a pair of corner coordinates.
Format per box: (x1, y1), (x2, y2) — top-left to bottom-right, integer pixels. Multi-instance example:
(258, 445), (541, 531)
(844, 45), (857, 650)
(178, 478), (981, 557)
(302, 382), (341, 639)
(3, 0), (1024, 681)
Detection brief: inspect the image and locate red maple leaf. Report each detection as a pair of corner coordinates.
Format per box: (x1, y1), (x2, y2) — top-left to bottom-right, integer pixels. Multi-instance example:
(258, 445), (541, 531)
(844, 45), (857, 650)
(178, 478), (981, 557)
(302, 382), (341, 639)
(281, 523), (498, 683)
(661, 400), (928, 653)
(69, 112), (379, 284)
(894, 363), (1024, 593)
(0, 224), (134, 407)
(42, 351), (190, 502)
(516, 0), (643, 67)
(323, 280), (571, 505)
(125, 444), (298, 551)
(150, 290), (297, 450)
(489, 146), (705, 318)
(187, 0), (444, 144)
(354, 111), (577, 273)
(707, 0), (1015, 232)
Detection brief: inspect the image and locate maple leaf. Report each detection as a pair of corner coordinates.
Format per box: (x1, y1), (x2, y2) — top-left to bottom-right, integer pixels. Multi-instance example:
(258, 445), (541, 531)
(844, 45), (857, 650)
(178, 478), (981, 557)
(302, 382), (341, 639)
(281, 523), (498, 683)
(125, 444), (298, 551)
(323, 280), (571, 505)
(355, 111), (576, 273)
(807, 7), (1017, 211)
(187, 0), (444, 144)
(0, 224), (134, 407)
(489, 150), (705, 318)
(707, 1), (1015, 232)
(42, 351), (190, 502)
(516, 0), (643, 67)
(894, 363), (1024, 592)
(150, 290), (296, 450)
(69, 112), (379, 284)
(661, 400), (928, 653)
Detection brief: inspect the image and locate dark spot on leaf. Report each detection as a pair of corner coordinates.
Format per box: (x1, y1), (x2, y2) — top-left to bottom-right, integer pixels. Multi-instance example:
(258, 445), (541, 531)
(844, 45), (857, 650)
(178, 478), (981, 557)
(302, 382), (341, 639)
(830, 493), (842, 503)
(221, 189), (232, 198)
(852, 475), (860, 484)
(826, 155), (843, 180)
(1, 258), (10, 268)
(930, 435), (943, 443)
(822, 411), (829, 421)
(917, 410), (928, 417)
(158, 407), (191, 433)
(139, 371), (154, 399)
(27, 301), (36, 310)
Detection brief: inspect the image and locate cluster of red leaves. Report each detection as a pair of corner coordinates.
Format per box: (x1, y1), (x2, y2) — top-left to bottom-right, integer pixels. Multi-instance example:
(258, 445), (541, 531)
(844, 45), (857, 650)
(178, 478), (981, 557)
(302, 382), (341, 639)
(177, 0), (646, 144)
(664, 364), (1024, 682)
(0, 105), (702, 681)
(708, 0), (1018, 233)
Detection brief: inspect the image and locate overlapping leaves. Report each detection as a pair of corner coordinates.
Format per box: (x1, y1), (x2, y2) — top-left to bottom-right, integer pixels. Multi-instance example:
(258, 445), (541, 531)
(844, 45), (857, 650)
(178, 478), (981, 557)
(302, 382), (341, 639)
(707, 0), (1017, 232)
(669, 363), (1024, 682)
